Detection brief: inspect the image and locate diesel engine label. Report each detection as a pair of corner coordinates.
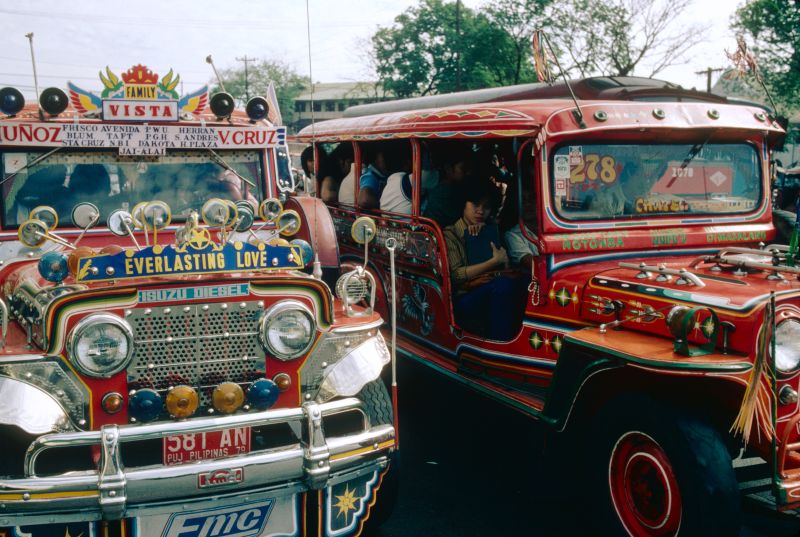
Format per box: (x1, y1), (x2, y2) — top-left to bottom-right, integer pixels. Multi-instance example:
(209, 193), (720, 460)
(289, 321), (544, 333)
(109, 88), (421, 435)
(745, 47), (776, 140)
(138, 284), (249, 304)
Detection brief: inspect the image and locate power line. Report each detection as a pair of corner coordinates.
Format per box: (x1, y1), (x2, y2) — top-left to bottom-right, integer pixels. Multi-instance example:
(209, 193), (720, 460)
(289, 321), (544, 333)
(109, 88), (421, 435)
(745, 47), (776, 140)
(0, 8), (374, 29)
(236, 55), (257, 101)
(695, 67), (724, 93)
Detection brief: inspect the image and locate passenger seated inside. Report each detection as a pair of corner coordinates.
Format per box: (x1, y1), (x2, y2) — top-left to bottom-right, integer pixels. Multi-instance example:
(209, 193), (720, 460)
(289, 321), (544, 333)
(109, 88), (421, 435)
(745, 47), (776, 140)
(206, 164), (257, 205)
(444, 180), (528, 341)
(320, 143), (354, 204)
(499, 184), (539, 271)
(423, 143), (475, 226)
(300, 146), (316, 196)
(380, 163), (413, 214)
(358, 144), (391, 210)
(380, 148), (439, 215)
(15, 165), (69, 219)
(68, 164), (119, 219)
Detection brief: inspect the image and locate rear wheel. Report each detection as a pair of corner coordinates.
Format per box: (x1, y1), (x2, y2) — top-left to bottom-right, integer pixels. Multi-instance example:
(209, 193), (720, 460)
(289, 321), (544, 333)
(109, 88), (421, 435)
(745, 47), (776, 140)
(592, 400), (740, 536)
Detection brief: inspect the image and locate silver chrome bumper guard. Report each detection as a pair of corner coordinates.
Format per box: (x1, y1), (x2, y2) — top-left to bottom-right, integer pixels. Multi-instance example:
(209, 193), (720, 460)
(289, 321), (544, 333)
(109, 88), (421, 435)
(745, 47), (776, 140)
(0, 397), (394, 526)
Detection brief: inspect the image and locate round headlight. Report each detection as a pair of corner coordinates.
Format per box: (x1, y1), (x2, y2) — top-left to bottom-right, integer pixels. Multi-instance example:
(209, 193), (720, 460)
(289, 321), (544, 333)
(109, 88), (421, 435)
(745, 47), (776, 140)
(775, 319), (800, 373)
(67, 314), (134, 377)
(259, 301), (315, 360)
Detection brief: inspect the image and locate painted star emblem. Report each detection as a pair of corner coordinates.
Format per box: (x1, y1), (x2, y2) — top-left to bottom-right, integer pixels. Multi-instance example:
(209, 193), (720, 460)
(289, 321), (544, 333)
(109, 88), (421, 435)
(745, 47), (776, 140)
(701, 317), (716, 338)
(552, 335), (563, 354)
(555, 288), (571, 307)
(529, 332), (543, 349)
(334, 485), (359, 524)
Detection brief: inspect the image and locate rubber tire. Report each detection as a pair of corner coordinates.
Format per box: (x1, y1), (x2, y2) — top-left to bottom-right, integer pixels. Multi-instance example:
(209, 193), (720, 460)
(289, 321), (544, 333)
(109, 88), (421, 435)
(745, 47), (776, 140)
(358, 380), (398, 534)
(590, 399), (740, 537)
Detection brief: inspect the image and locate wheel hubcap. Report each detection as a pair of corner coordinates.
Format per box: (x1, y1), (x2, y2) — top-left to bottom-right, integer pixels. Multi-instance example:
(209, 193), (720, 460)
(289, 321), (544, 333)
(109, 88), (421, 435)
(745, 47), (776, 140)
(609, 431), (681, 536)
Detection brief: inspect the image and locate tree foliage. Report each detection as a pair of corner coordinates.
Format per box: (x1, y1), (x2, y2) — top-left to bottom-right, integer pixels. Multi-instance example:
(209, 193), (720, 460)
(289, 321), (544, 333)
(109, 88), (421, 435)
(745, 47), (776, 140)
(733, 0), (800, 111)
(372, 0), (524, 97)
(211, 59), (310, 124)
(371, 0), (707, 97)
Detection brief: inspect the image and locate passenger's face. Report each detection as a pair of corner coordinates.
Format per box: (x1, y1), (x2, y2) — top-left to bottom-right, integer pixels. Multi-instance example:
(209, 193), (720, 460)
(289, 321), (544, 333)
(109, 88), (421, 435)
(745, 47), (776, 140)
(446, 161), (471, 183)
(463, 198), (493, 225)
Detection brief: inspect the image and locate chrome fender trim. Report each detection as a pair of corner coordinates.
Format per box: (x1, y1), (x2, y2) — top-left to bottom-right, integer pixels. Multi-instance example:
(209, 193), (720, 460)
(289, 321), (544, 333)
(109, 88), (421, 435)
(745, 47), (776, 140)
(0, 376), (73, 434)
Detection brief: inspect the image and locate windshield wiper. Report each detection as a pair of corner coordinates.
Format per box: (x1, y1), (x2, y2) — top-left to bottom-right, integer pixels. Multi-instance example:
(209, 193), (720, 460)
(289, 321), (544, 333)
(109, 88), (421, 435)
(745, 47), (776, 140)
(668, 130), (716, 188)
(0, 147), (62, 186)
(206, 149), (256, 189)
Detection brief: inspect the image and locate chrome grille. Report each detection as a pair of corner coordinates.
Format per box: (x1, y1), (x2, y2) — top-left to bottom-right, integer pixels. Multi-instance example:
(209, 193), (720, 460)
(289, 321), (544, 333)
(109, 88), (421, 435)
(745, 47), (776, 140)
(126, 302), (266, 406)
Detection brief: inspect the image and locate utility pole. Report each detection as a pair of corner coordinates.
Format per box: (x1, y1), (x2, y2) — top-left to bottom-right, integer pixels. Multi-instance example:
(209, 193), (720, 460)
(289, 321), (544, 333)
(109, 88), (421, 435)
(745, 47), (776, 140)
(236, 55), (257, 101)
(455, 0), (461, 91)
(695, 67), (724, 93)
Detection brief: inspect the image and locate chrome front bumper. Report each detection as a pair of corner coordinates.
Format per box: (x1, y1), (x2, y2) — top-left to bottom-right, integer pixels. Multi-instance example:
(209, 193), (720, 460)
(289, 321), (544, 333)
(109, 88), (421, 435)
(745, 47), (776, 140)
(0, 397), (395, 526)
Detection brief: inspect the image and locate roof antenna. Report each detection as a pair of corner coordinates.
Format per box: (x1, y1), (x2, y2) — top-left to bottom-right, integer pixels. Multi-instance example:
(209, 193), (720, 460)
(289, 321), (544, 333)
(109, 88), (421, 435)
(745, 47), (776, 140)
(535, 29), (586, 129)
(305, 0), (323, 281)
(25, 32), (43, 120)
(205, 55), (226, 93)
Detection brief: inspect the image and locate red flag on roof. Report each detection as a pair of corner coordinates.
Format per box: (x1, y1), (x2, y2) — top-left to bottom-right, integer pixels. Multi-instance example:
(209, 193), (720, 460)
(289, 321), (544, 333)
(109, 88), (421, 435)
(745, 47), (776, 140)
(532, 30), (552, 83)
(266, 81), (282, 125)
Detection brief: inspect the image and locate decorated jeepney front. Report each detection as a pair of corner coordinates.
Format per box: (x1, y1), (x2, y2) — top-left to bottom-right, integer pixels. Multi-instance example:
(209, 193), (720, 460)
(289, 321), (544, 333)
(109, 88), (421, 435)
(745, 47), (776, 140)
(0, 65), (395, 537)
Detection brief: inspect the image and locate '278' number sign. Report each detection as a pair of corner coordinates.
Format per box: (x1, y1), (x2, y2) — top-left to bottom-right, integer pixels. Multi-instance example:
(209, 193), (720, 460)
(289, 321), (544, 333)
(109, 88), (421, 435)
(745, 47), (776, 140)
(570, 154), (618, 184)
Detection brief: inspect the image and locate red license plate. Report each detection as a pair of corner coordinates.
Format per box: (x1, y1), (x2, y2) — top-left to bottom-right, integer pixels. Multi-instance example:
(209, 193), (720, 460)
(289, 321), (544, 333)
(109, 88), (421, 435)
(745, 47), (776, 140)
(163, 427), (251, 465)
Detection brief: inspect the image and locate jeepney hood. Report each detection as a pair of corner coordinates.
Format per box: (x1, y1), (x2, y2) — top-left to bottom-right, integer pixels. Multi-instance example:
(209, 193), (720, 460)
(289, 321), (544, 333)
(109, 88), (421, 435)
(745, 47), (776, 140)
(549, 251), (800, 354)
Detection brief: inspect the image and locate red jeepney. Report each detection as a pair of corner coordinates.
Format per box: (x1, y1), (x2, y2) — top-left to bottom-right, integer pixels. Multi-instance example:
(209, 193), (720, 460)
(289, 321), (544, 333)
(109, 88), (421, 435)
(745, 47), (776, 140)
(298, 77), (794, 535)
(0, 64), (396, 537)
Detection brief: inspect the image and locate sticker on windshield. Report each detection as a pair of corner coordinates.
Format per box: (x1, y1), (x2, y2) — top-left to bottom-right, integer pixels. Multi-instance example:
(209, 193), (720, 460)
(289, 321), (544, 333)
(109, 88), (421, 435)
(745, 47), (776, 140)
(3, 153), (27, 174)
(554, 155), (569, 196)
(568, 146), (583, 166)
(554, 155), (569, 180)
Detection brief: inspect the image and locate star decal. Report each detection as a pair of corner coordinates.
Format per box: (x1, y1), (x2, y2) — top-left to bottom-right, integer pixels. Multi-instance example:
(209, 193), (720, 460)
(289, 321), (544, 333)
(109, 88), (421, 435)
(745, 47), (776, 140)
(552, 335), (563, 354)
(529, 332), (543, 349)
(701, 317), (716, 339)
(555, 288), (571, 307)
(334, 485), (359, 524)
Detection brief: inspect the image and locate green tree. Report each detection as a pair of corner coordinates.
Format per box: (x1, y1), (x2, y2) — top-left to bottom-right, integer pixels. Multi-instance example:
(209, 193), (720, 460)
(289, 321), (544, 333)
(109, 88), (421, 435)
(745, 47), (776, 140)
(371, 0), (522, 97)
(483, 0), (546, 85)
(372, 0), (707, 99)
(544, 0), (706, 78)
(211, 59), (310, 125)
(733, 0), (800, 111)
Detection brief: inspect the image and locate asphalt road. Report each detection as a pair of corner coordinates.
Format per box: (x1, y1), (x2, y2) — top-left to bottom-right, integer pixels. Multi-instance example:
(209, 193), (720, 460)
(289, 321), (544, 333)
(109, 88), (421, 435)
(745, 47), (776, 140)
(373, 358), (800, 537)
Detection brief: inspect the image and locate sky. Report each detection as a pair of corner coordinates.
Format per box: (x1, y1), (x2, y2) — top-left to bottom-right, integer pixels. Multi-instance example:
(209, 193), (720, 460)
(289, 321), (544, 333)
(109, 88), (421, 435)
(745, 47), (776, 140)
(0, 0), (745, 101)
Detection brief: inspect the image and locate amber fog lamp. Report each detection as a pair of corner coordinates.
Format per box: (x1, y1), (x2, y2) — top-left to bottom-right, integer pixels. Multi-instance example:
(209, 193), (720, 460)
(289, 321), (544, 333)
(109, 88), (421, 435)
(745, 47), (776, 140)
(212, 382), (245, 414)
(666, 305), (718, 357)
(102, 392), (124, 414)
(273, 373), (292, 391)
(165, 385), (199, 418)
(68, 246), (96, 275)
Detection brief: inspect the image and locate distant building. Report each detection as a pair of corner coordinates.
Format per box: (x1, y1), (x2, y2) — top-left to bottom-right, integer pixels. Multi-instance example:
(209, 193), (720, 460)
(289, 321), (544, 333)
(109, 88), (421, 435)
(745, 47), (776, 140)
(290, 82), (388, 133)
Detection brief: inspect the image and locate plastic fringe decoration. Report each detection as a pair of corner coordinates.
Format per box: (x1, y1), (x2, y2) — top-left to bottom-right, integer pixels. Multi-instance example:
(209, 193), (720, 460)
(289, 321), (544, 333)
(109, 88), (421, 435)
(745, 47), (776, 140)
(731, 304), (776, 444)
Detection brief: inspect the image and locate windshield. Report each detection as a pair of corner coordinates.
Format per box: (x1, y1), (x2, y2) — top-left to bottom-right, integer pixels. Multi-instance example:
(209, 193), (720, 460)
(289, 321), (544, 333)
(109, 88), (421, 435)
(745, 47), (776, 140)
(550, 143), (761, 220)
(1, 149), (264, 229)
